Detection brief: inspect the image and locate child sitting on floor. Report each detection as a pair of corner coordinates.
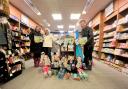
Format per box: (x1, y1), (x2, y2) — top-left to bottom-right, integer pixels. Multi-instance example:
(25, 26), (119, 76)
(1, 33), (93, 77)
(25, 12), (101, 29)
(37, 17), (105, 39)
(42, 55), (52, 78)
(51, 52), (61, 75)
(76, 57), (88, 80)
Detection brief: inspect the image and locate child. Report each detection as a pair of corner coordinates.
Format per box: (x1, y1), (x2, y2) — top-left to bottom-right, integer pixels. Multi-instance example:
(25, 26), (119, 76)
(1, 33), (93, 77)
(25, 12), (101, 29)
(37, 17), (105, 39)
(76, 57), (88, 80)
(42, 55), (52, 78)
(51, 53), (61, 75)
(67, 56), (80, 80)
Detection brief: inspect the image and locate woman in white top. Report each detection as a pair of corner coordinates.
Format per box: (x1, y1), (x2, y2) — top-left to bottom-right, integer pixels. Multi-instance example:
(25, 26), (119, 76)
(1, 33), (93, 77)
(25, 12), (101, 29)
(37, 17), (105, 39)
(43, 28), (56, 61)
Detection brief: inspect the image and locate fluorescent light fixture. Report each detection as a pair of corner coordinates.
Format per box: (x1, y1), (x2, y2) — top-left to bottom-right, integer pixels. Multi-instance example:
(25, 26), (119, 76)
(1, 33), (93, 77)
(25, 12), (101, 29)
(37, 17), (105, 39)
(24, 0), (42, 16)
(70, 13), (81, 20)
(68, 30), (73, 33)
(52, 13), (62, 20)
(82, 11), (86, 14)
(69, 25), (75, 29)
(60, 30), (64, 33)
(57, 25), (64, 29)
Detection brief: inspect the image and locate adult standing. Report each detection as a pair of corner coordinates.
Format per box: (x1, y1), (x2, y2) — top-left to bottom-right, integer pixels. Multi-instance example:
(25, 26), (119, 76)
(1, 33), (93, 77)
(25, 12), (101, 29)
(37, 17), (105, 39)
(43, 28), (56, 61)
(30, 26), (43, 67)
(79, 20), (94, 70)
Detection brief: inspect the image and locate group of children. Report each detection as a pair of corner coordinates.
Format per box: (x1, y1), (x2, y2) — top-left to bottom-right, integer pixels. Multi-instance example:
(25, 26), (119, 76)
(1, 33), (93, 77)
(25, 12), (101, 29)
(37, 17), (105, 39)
(39, 52), (88, 80)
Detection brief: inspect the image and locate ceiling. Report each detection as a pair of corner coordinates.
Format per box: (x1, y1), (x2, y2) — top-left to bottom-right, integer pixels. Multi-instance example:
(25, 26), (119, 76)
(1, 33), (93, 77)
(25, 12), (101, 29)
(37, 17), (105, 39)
(10, 0), (113, 32)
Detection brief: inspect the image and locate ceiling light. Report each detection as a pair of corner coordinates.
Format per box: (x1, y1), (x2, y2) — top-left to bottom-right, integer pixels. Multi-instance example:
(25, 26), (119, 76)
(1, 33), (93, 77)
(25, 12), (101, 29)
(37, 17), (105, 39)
(69, 25), (75, 29)
(47, 24), (51, 27)
(24, 0), (42, 16)
(68, 30), (74, 33)
(52, 14), (62, 20)
(70, 13), (81, 20)
(60, 30), (64, 33)
(82, 11), (86, 15)
(37, 12), (41, 16)
(57, 25), (64, 29)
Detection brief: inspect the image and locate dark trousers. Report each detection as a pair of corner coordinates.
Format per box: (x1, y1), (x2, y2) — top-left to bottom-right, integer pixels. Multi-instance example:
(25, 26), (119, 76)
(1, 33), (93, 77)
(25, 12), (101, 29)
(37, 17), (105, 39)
(33, 58), (40, 67)
(84, 45), (93, 70)
(43, 47), (52, 61)
(33, 52), (41, 67)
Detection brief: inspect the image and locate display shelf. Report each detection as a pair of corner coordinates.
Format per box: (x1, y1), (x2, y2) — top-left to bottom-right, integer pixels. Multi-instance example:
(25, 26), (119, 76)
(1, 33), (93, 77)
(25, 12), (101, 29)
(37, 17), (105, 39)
(104, 11), (117, 23)
(20, 22), (29, 29)
(115, 53), (128, 58)
(8, 61), (21, 67)
(103, 35), (114, 39)
(101, 51), (114, 55)
(102, 60), (123, 72)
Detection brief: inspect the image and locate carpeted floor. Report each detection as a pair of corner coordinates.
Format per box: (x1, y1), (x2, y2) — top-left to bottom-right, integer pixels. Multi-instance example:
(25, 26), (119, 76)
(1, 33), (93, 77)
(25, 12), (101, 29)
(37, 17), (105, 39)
(1, 59), (128, 89)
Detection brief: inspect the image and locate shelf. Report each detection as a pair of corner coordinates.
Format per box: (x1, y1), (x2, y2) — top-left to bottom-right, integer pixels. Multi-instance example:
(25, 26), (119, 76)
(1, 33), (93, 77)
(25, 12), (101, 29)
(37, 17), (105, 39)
(103, 46), (115, 48)
(101, 60), (123, 72)
(101, 51), (114, 55)
(93, 49), (99, 52)
(117, 38), (128, 41)
(116, 47), (128, 50)
(9, 15), (19, 24)
(103, 35), (114, 39)
(103, 41), (112, 43)
(104, 11), (117, 23)
(8, 61), (21, 67)
(115, 54), (128, 58)
(104, 27), (116, 33)
(93, 56), (99, 59)
(117, 28), (128, 33)
(94, 34), (99, 37)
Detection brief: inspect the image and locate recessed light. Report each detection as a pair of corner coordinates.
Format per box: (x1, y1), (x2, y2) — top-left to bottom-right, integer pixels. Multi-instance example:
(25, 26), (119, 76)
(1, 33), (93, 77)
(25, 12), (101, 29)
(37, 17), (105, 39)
(37, 12), (41, 15)
(57, 25), (64, 29)
(48, 24), (51, 27)
(70, 13), (81, 20)
(69, 25), (75, 29)
(52, 13), (62, 20)
(82, 11), (86, 15)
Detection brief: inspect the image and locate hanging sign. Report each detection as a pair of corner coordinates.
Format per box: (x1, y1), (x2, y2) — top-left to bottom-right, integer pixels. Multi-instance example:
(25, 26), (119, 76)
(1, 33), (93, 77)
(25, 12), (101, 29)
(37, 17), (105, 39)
(21, 14), (29, 26)
(105, 2), (114, 17)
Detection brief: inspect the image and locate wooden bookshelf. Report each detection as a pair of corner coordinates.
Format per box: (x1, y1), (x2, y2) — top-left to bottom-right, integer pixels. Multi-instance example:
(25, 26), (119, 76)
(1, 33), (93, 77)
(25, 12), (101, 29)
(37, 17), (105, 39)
(90, 0), (128, 72)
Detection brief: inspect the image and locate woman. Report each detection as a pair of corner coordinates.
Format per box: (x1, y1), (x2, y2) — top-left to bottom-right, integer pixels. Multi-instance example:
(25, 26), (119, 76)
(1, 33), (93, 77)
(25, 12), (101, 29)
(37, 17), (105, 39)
(30, 26), (43, 67)
(43, 28), (56, 61)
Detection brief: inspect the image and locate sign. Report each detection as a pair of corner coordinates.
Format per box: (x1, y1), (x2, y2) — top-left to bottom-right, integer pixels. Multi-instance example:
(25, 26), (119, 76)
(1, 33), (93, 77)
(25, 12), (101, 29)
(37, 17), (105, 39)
(105, 2), (114, 17)
(21, 14), (29, 26)
(10, 14), (19, 22)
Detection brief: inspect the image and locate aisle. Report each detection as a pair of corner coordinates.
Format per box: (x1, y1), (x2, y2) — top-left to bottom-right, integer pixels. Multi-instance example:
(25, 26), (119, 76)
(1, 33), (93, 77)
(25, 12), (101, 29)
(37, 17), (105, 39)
(1, 59), (128, 89)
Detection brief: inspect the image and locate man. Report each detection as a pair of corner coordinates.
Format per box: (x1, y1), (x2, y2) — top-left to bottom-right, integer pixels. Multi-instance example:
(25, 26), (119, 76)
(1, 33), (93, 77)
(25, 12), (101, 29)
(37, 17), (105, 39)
(79, 19), (94, 70)
(30, 26), (43, 67)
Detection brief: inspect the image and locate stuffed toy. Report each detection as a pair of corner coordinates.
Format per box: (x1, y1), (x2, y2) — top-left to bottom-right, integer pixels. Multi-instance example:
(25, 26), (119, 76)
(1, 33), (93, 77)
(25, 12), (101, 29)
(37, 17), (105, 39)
(68, 56), (77, 73)
(64, 73), (71, 79)
(76, 57), (82, 69)
(51, 53), (61, 69)
(57, 68), (66, 79)
(77, 68), (88, 80)
(72, 73), (80, 81)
